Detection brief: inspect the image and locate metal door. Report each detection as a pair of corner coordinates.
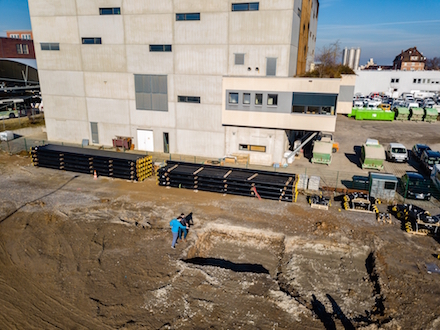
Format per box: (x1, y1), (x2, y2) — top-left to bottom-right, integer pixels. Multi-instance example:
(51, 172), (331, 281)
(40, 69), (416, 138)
(137, 129), (154, 151)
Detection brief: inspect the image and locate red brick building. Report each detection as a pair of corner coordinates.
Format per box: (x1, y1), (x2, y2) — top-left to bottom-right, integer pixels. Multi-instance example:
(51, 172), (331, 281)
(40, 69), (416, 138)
(6, 30), (33, 40)
(393, 47), (426, 71)
(0, 37), (35, 59)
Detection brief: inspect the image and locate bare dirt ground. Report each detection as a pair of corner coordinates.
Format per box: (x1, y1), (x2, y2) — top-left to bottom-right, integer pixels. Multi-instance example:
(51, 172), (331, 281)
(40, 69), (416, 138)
(1, 152), (440, 330)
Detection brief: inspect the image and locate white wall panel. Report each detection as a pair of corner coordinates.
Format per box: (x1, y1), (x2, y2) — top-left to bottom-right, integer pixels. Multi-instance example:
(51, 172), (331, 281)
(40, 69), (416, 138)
(126, 46), (174, 74)
(38, 70), (85, 97)
(35, 44), (82, 71)
(174, 45), (227, 75)
(42, 95), (87, 121)
(122, 0), (173, 14)
(124, 15), (173, 44)
(76, 0), (122, 16)
(81, 45), (127, 72)
(174, 13), (228, 45)
(175, 104), (223, 132)
(173, 75), (222, 105)
(84, 72), (131, 99)
(31, 17), (79, 43)
(78, 16), (124, 44)
(28, 0), (77, 17)
(86, 98), (130, 124)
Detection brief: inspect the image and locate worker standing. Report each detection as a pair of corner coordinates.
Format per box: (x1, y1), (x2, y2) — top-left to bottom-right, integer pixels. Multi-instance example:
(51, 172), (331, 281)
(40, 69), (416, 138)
(170, 217), (188, 249)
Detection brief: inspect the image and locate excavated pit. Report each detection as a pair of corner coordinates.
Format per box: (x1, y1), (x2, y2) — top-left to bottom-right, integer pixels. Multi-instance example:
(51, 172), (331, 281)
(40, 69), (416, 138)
(183, 225), (382, 328)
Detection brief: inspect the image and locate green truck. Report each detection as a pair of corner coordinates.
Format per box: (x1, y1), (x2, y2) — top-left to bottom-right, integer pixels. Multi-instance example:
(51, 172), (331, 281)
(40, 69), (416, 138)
(361, 139), (385, 170)
(311, 141), (332, 165)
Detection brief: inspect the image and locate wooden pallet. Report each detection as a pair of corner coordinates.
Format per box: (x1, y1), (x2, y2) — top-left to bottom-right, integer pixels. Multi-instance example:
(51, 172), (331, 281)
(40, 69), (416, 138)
(311, 202), (329, 210)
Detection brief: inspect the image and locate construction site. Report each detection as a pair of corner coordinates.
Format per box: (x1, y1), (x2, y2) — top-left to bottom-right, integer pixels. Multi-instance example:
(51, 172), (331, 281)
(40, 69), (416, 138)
(1, 116), (440, 329)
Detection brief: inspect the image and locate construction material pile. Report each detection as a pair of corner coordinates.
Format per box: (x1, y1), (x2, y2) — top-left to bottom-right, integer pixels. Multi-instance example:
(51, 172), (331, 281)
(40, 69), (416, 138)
(342, 192), (379, 213)
(157, 161), (297, 202)
(391, 204), (440, 235)
(31, 144), (152, 181)
(308, 194), (331, 210)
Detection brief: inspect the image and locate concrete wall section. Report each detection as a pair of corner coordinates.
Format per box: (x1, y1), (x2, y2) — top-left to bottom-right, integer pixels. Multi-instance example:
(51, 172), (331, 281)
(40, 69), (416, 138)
(173, 0), (228, 12)
(38, 70), (85, 97)
(83, 72), (131, 99)
(126, 46), (174, 74)
(81, 45), (127, 72)
(174, 45), (228, 75)
(175, 104), (223, 132)
(122, 0), (173, 15)
(28, 0), (77, 17)
(174, 13), (228, 45)
(34, 44), (82, 71)
(45, 118), (89, 143)
(124, 15), (173, 44)
(42, 95), (88, 121)
(86, 98), (130, 125)
(229, 10), (292, 45)
(96, 122), (132, 146)
(175, 129), (225, 158)
(173, 75), (222, 105)
(78, 16), (125, 44)
(31, 16), (79, 44)
(75, 0), (122, 16)
(129, 101), (176, 128)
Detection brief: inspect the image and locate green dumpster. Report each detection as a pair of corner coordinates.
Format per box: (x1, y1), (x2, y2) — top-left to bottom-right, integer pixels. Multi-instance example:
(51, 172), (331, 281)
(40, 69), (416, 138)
(348, 107), (362, 118)
(393, 107), (409, 121)
(409, 107), (424, 121)
(311, 141), (332, 165)
(355, 109), (394, 121)
(361, 139), (385, 170)
(423, 108), (438, 123)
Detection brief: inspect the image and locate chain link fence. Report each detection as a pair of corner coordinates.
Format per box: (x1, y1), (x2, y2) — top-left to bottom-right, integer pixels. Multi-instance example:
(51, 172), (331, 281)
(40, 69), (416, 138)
(1, 137), (439, 213)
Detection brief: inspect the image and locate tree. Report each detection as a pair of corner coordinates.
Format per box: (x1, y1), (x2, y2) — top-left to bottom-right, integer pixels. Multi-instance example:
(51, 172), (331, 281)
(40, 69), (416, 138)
(425, 57), (440, 70)
(300, 40), (354, 78)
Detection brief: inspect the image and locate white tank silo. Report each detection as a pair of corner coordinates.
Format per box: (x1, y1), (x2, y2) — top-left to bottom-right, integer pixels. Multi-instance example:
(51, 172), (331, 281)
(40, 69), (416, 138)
(342, 48), (349, 66)
(354, 48), (361, 70)
(348, 48), (356, 69)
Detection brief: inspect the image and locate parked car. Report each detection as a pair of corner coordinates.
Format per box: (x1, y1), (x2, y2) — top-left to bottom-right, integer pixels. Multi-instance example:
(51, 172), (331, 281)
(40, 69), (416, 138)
(353, 100), (363, 107)
(378, 104), (391, 111)
(420, 150), (440, 175)
(411, 144), (431, 162)
(386, 143), (408, 162)
(400, 172), (431, 201)
(431, 164), (440, 193)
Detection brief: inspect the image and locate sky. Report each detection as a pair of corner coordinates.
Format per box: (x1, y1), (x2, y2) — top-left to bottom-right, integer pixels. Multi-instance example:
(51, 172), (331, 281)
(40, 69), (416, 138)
(0, 0), (439, 66)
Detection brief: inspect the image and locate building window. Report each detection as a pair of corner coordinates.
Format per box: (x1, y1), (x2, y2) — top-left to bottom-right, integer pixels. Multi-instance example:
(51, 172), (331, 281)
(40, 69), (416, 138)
(235, 53), (245, 65)
(266, 58), (277, 76)
(411, 56), (418, 61)
(90, 122), (99, 144)
(239, 144), (266, 152)
(255, 93), (263, 105)
(178, 96), (200, 103)
(229, 93), (239, 104)
(176, 13), (200, 21)
(291, 92), (338, 115)
(99, 7), (121, 15)
(41, 43), (60, 51)
(417, 79), (421, 83)
(22, 34), (31, 40)
(10, 34), (19, 39)
(267, 94), (278, 106)
(422, 79), (426, 83)
(413, 79), (417, 83)
(16, 44), (29, 54)
(391, 79), (395, 83)
(243, 93), (251, 105)
(82, 38), (101, 44)
(135, 74), (168, 111)
(395, 79), (399, 83)
(232, 2), (259, 11)
(149, 45), (172, 52)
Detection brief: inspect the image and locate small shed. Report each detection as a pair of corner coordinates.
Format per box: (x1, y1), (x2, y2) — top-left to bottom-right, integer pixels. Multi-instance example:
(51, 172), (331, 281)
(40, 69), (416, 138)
(311, 141), (332, 165)
(361, 140), (385, 170)
(423, 108), (438, 123)
(393, 107), (409, 121)
(369, 172), (398, 201)
(409, 107), (424, 121)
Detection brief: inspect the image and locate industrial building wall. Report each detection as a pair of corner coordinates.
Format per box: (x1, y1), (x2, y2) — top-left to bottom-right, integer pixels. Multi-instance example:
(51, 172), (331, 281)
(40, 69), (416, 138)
(354, 71), (440, 97)
(29, 0), (317, 162)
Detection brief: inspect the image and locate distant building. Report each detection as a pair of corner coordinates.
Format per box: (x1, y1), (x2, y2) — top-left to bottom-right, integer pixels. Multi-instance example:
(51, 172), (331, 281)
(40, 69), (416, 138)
(392, 47), (426, 71)
(0, 37), (35, 59)
(342, 47), (361, 70)
(6, 30), (33, 40)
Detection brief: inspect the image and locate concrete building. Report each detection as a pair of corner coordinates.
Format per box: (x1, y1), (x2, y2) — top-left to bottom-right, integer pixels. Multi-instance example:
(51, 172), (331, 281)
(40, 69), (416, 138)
(29, 0), (355, 165)
(354, 70), (440, 98)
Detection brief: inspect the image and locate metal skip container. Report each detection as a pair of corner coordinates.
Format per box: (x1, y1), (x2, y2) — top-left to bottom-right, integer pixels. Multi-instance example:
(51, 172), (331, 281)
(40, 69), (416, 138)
(369, 172), (398, 201)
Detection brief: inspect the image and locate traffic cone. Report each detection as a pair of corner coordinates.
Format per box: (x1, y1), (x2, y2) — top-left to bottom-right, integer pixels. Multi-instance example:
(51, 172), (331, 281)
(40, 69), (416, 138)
(94, 170), (97, 179)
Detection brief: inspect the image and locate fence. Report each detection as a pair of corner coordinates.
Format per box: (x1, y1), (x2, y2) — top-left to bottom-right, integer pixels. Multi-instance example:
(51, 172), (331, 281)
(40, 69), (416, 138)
(1, 137), (439, 214)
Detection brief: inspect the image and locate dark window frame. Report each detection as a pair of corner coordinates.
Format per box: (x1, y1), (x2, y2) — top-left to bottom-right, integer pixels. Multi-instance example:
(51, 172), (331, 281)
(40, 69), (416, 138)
(267, 94), (278, 106)
(99, 7), (121, 15)
(229, 93), (239, 104)
(149, 45), (172, 52)
(232, 2), (259, 11)
(255, 93), (263, 105)
(41, 42), (60, 51)
(178, 96), (201, 104)
(243, 93), (251, 105)
(82, 38), (102, 45)
(239, 144), (266, 152)
(176, 13), (200, 21)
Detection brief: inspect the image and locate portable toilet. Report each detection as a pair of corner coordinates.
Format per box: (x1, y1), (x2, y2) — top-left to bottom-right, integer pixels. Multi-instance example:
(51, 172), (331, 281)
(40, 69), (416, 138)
(393, 107), (409, 121)
(409, 107), (424, 121)
(361, 139), (385, 170)
(423, 108), (438, 123)
(369, 172), (398, 201)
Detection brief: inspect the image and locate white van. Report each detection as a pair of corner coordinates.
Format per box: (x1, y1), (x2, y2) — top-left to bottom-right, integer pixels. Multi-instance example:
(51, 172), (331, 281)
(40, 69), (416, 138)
(386, 143), (408, 163)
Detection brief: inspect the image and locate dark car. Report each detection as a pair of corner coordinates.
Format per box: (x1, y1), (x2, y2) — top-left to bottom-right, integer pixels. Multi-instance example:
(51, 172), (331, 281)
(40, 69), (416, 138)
(420, 150), (440, 175)
(411, 144), (431, 162)
(400, 172), (431, 200)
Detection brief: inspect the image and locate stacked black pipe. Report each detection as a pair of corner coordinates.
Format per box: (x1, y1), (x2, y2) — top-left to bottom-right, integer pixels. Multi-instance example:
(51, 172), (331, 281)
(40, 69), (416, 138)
(157, 161), (297, 202)
(31, 144), (152, 181)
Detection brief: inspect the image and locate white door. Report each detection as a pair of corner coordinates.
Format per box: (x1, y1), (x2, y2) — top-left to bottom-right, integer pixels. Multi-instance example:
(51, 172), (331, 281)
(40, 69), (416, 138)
(137, 130), (154, 152)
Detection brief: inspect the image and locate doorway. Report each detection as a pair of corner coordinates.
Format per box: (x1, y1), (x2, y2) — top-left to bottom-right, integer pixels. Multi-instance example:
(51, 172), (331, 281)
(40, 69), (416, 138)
(163, 132), (169, 153)
(137, 129), (154, 152)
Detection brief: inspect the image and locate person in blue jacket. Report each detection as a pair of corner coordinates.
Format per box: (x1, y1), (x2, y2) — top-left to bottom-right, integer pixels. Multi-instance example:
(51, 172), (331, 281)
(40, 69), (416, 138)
(170, 217), (188, 249)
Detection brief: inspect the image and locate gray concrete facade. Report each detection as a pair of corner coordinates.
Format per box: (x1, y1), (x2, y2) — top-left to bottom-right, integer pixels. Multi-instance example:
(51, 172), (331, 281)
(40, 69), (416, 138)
(29, 0), (327, 165)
